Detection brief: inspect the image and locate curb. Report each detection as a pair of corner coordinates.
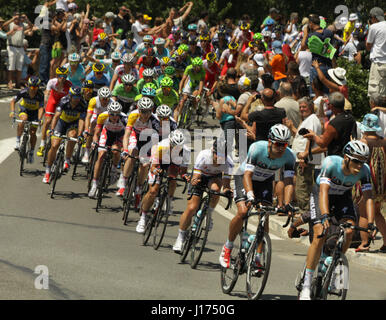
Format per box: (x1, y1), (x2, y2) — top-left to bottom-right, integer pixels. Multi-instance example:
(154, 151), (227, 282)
(218, 197), (386, 273)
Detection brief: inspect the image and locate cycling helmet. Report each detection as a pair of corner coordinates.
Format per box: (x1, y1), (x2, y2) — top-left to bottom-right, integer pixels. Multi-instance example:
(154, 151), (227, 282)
(82, 79), (94, 89)
(343, 140), (370, 161)
(253, 33), (263, 41)
(200, 34), (210, 41)
(28, 76), (41, 87)
(178, 44), (189, 52)
(94, 48), (106, 57)
(107, 101), (122, 114)
(188, 23), (197, 31)
(261, 30), (272, 38)
(175, 48), (184, 57)
(145, 47), (155, 57)
(218, 25), (227, 35)
(171, 26), (180, 34)
(69, 86), (82, 97)
(265, 18), (275, 26)
(97, 86), (111, 98)
(143, 82), (157, 90)
(191, 57), (203, 67)
(56, 66), (69, 76)
(160, 77), (173, 88)
(188, 35), (197, 45)
(180, 31), (189, 40)
(160, 56), (171, 66)
(240, 22), (250, 30)
(137, 97), (154, 111)
(92, 63), (105, 72)
(122, 53), (135, 64)
(268, 124), (291, 143)
(111, 51), (121, 61)
(98, 32), (108, 41)
(121, 74), (136, 85)
(156, 104), (172, 118)
(169, 129), (185, 146)
(143, 35), (153, 43)
(206, 52), (217, 62)
(154, 37), (166, 45)
(141, 86), (156, 97)
(142, 68), (155, 78)
(68, 52), (80, 62)
(228, 42), (239, 50)
(164, 66), (175, 76)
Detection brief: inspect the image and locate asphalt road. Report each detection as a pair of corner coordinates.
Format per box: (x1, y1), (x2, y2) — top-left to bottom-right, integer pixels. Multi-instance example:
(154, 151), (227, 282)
(0, 98), (385, 301)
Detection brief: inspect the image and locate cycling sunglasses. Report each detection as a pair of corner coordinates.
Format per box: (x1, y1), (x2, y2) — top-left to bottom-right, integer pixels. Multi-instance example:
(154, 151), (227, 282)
(272, 141), (288, 148)
(109, 112), (120, 116)
(29, 85), (39, 89)
(159, 116), (169, 121)
(350, 158), (366, 165)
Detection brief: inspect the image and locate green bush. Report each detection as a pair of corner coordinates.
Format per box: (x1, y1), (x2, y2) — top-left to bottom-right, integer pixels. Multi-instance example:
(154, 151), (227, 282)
(337, 57), (370, 120)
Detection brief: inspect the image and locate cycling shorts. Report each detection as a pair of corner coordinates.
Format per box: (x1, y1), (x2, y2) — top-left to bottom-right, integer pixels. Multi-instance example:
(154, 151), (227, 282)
(148, 163), (179, 185)
(233, 174), (273, 204)
(45, 94), (62, 117)
(309, 184), (357, 226)
(98, 127), (124, 151)
(19, 106), (39, 124)
(53, 118), (78, 137)
(187, 173), (222, 197)
(182, 80), (199, 95)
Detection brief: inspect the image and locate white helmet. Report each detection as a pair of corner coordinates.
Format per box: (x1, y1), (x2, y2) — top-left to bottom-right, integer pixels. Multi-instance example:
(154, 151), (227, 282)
(121, 74), (136, 85)
(142, 68), (155, 77)
(68, 52), (80, 62)
(94, 48), (106, 57)
(111, 51), (121, 61)
(98, 86), (111, 98)
(268, 124), (291, 143)
(169, 129), (185, 146)
(122, 53), (135, 64)
(137, 97), (154, 111)
(344, 140), (369, 160)
(107, 101), (122, 114)
(156, 104), (172, 118)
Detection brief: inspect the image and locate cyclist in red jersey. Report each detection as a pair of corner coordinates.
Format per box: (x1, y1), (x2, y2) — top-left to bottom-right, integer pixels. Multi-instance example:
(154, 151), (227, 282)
(199, 33), (214, 59)
(203, 52), (220, 95)
(37, 66), (72, 157)
(219, 42), (239, 77)
(136, 48), (160, 78)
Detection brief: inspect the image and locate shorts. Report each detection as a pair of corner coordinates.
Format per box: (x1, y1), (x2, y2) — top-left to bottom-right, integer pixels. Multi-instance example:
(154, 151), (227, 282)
(53, 118), (78, 137)
(148, 163), (180, 185)
(187, 173), (222, 197)
(7, 46), (24, 71)
(182, 80), (199, 95)
(45, 94), (62, 117)
(19, 106), (39, 124)
(98, 128), (124, 151)
(309, 184), (357, 226)
(233, 174), (273, 204)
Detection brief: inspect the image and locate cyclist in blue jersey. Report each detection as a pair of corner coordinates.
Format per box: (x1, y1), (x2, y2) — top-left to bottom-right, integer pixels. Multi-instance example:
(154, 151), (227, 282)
(63, 53), (85, 87)
(219, 124), (296, 269)
(86, 63), (110, 94)
(299, 140), (377, 300)
(118, 31), (137, 56)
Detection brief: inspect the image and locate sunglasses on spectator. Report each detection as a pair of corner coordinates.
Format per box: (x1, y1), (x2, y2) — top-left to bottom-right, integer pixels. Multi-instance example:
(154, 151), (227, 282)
(271, 141), (288, 148)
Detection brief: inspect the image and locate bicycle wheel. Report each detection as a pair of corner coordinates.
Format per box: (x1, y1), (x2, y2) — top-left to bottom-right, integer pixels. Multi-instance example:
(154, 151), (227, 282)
(246, 232), (272, 300)
(142, 212), (156, 245)
(19, 134), (28, 176)
(321, 253), (349, 300)
(50, 152), (64, 198)
(190, 209), (210, 269)
(122, 173), (137, 225)
(178, 101), (188, 129)
(71, 141), (82, 179)
(153, 194), (170, 250)
(180, 229), (194, 263)
(87, 148), (98, 192)
(96, 159), (109, 212)
(221, 244), (242, 294)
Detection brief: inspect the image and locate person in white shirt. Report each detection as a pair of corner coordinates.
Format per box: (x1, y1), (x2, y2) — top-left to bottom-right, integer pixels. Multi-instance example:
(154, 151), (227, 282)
(288, 97), (323, 215)
(366, 7), (386, 98)
(295, 49), (312, 85)
(55, 0), (76, 12)
(131, 13), (146, 45)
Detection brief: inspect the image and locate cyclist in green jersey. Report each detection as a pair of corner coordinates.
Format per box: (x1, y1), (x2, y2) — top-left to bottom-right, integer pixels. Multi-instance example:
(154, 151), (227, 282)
(136, 68), (159, 93)
(156, 77), (179, 110)
(112, 74), (139, 114)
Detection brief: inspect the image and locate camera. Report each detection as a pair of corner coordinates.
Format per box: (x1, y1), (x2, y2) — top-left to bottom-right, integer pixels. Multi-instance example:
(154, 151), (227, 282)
(298, 128), (310, 135)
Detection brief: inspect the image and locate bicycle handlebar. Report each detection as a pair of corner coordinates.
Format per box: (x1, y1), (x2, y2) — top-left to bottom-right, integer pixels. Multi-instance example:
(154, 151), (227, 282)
(282, 205), (300, 228)
(317, 217), (375, 240)
(187, 186), (233, 210)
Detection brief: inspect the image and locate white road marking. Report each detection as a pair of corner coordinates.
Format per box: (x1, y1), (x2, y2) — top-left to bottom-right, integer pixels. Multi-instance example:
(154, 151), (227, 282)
(0, 137), (16, 165)
(215, 203), (283, 240)
(0, 97), (14, 103)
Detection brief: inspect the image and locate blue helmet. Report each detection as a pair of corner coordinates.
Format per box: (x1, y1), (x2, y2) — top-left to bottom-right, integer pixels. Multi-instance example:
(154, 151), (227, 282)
(141, 87), (156, 97)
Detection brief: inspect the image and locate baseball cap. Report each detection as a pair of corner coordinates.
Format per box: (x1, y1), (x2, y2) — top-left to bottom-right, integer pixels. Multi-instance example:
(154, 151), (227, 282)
(369, 7), (385, 21)
(68, 3), (78, 10)
(253, 53), (265, 67)
(144, 14), (152, 21)
(360, 113), (381, 132)
(349, 13), (358, 21)
(272, 40), (283, 54)
(238, 76), (251, 89)
(105, 12), (116, 19)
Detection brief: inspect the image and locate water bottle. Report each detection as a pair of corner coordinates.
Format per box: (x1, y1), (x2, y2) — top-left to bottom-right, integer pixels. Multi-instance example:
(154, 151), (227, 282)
(192, 210), (202, 229)
(321, 256), (333, 274)
(241, 231), (249, 250)
(245, 234), (256, 251)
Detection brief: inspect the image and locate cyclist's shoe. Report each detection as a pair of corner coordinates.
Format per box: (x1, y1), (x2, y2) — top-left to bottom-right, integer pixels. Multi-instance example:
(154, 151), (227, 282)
(136, 217), (146, 234)
(63, 162), (70, 172)
(42, 173), (50, 184)
(27, 151), (34, 164)
(116, 174), (125, 188)
(299, 287), (311, 300)
(88, 184), (97, 199)
(219, 245), (232, 268)
(172, 237), (184, 253)
(116, 187), (125, 197)
(14, 141), (20, 151)
(37, 145), (45, 157)
(252, 258), (264, 277)
(81, 152), (89, 164)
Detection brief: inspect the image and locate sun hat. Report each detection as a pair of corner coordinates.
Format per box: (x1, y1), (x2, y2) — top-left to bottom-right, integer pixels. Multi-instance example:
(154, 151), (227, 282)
(369, 7), (385, 21)
(253, 53), (265, 67)
(327, 67), (347, 86)
(238, 76), (251, 90)
(349, 13), (358, 21)
(105, 12), (116, 19)
(272, 40), (283, 54)
(360, 113), (382, 132)
(144, 14), (152, 21)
